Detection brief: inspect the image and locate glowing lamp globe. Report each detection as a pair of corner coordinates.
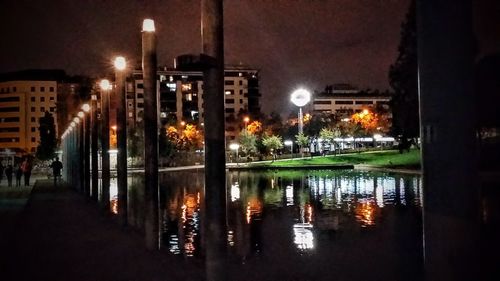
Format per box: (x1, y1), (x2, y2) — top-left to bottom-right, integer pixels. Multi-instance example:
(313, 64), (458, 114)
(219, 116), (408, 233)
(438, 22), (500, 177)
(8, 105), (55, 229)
(100, 79), (112, 91)
(77, 111), (84, 118)
(81, 103), (90, 112)
(142, 19), (155, 32)
(229, 143), (240, 151)
(290, 89), (311, 107)
(114, 56), (126, 71)
(73, 117), (80, 124)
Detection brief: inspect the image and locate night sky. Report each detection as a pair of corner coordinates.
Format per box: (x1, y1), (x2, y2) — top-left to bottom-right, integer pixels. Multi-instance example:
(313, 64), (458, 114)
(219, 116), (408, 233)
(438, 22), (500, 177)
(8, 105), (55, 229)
(0, 0), (414, 114)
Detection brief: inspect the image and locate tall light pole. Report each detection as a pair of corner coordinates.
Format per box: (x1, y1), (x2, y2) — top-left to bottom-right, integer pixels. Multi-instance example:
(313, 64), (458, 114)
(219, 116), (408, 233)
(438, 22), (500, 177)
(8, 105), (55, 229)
(114, 56), (128, 226)
(142, 18), (159, 250)
(90, 94), (99, 201)
(229, 143), (240, 166)
(284, 140), (293, 159)
(100, 79), (112, 211)
(290, 89), (311, 135)
(77, 112), (85, 193)
(81, 104), (91, 198)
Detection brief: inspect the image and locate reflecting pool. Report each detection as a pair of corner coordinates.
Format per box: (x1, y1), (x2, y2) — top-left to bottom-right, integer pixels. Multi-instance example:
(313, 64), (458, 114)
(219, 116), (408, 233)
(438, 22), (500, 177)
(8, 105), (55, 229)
(124, 169), (423, 280)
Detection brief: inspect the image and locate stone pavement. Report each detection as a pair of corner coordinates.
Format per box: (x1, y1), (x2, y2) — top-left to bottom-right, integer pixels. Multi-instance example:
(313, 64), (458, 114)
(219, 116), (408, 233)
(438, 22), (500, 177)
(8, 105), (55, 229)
(0, 180), (203, 281)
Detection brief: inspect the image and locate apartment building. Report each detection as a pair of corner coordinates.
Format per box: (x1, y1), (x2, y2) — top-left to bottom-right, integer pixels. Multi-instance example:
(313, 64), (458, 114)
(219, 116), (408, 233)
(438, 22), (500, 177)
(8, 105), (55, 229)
(129, 55), (260, 141)
(312, 83), (391, 117)
(0, 70), (63, 155)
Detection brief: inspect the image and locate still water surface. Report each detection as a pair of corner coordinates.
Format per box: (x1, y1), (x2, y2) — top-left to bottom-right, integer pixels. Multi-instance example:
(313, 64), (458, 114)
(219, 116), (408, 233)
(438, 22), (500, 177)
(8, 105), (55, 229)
(112, 170), (423, 280)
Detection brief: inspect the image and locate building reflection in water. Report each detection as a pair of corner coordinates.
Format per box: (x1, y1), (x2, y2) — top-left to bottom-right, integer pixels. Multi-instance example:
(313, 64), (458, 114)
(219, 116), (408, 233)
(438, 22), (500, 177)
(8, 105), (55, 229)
(125, 170), (421, 263)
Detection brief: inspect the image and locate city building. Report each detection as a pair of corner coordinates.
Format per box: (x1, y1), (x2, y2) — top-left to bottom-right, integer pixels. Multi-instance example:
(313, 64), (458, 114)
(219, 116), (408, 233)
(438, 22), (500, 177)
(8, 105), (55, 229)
(128, 55), (261, 141)
(0, 70), (65, 156)
(312, 83), (391, 117)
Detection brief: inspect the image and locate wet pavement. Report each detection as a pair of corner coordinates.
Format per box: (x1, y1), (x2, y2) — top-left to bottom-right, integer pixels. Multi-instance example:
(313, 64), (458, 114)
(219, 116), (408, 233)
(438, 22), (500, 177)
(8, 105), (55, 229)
(0, 180), (203, 281)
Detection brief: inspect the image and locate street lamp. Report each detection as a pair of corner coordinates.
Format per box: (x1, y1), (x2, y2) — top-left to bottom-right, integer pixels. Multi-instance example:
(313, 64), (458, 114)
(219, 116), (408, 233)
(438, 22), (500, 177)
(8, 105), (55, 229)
(113, 56), (128, 223)
(229, 143), (240, 166)
(243, 116), (250, 131)
(284, 140), (293, 159)
(290, 88), (311, 135)
(81, 104), (91, 197)
(99, 78), (111, 211)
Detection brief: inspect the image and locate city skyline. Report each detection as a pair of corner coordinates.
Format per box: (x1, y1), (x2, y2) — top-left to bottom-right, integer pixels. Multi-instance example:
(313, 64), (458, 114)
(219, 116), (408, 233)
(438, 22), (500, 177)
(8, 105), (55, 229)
(0, 0), (411, 115)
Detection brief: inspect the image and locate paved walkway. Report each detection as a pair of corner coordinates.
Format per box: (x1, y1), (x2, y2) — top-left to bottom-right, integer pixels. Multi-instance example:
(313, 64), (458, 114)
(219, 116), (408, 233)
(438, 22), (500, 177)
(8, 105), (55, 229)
(0, 180), (203, 281)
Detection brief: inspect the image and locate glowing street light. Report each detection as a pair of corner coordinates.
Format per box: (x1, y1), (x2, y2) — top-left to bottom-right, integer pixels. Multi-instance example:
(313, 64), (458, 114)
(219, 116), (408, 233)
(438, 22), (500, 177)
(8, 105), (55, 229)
(114, 56), (127, 71)
(290, 88), (311, 135)
(77, 111), (84, 119)
(284, 140), (294, 159)
(142, 19), (155, 32)
(81, 103), (90, 113)
(73, 117), (80, 124)
(99, 79), (112, 91)
(229, 143), (240, 166)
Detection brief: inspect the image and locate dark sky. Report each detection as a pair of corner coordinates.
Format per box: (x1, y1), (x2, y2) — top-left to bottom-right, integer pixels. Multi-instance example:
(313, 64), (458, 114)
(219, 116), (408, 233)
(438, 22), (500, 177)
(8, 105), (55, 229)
(1, 0), (411, 114)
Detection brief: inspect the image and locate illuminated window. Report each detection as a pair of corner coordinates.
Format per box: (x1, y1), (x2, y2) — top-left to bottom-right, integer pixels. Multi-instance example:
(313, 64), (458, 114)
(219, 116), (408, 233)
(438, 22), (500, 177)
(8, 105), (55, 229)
(181, 84), (192, 91)
(225, 90), (234, 95)
(185, 93), (192, 101)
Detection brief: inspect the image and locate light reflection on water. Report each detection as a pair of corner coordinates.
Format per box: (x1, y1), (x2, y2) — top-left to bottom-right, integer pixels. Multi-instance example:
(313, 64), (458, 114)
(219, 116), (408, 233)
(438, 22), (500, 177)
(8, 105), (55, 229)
(125, 170), (422, 262)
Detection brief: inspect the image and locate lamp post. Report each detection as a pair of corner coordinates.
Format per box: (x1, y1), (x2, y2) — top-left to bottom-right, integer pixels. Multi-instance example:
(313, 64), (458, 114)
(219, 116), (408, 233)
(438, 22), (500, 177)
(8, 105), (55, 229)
(114, 56), (128, 226)
(142, 18), (159, 250)
(90, 94), (99, 201)
(100, 79), (112, 211)
(290, 89), (311, 135)
(284, 140), (293, 159)
(229, 143), (240, 166)
(77, 112), (85, 193)
(82, 104), (91, 197)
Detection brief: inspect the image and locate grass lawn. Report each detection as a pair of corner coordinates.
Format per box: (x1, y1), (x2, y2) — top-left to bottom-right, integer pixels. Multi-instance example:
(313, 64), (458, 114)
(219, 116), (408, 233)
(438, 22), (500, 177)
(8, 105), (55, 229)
(250, 149), (421, 169)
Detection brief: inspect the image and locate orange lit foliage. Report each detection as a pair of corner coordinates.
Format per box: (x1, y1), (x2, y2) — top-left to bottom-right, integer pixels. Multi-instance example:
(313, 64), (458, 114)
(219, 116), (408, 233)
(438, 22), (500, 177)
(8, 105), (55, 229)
(246, 121), (262, 135)
(167, 125), (203, 151)
(351, 109), (379, 131)
(110, 129), (117, 148)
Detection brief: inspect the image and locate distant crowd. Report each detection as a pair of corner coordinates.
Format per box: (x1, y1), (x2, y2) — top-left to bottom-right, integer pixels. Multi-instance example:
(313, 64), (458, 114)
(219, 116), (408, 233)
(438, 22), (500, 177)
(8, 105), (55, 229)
(0, 157), (33, 187)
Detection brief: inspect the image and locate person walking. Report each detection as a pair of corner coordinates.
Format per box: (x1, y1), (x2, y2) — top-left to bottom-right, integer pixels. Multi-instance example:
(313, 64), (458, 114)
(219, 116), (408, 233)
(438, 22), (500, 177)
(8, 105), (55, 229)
(21, 158), (32, 186)
(0, 161), (4, 185)
(15, 163), (23, 187)
(5, 163), (13, 187)
(50, 157), (63, 186)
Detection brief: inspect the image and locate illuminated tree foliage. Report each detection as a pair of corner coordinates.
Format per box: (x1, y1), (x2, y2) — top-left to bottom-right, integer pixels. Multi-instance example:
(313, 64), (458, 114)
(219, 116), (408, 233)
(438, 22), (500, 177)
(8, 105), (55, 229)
(239, 129), (257, 155)
(262, 134), (283, 154)
(351, 110), (379, 133)
(246, 120), (262, 135)
(167, 124), (203, 151)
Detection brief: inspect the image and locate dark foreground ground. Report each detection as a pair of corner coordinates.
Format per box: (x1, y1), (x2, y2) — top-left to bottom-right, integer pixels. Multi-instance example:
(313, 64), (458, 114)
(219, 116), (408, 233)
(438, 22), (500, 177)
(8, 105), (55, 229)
(0, 180), (204, 281)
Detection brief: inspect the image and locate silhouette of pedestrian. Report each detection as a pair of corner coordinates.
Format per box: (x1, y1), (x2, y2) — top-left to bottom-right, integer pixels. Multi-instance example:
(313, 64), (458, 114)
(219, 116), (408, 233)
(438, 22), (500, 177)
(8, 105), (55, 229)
(5, 163), (13, 187)
(21, 158), (32, 186)
(15, 164), (23, 187)
(50, 157), (63, 186)
(0, 161), (4, 185)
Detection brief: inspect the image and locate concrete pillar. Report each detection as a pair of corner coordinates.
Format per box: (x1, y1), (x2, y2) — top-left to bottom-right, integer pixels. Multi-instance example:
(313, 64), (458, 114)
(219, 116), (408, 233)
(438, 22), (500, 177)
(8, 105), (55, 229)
(201, 0), (227, 280)
(101, 88), (111, 211)
(116, 63), (128, 226)
(84, 111), (91, 197)
(91, 95), (99, 201)
(417, 1), (480, 280)
(142, 19), (160, 250)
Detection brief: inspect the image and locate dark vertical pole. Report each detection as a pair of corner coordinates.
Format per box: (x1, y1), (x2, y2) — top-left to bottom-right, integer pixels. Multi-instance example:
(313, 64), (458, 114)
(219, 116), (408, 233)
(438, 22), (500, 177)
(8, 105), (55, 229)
(91, 95), (99, 201)
(142, 19), (159, 250)
(417, 1), (479, 280)
(84, 110), (91, 197)
(79, 117), (84, 192)
(101, 87), (111, 211)
(201, 0), (227, 279)
(116, 61), (128, 226)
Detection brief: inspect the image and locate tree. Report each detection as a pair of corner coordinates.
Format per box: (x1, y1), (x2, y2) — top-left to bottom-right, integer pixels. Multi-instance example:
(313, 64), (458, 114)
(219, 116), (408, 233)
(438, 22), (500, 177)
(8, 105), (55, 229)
(295, 133), (309, 157)
(36, 112), (57, 160)
(319, 127), (340, 153)
(262, 134), (283, 161)
(389, 0), (419, 146)
(238, 129), (257, 155)
(159, 126), (175, 158)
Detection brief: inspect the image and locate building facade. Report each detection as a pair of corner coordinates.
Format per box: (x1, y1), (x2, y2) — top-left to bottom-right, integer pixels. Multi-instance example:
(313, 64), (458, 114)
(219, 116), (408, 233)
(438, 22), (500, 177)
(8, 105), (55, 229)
(312, 84), (391, 117)
(128, 56), (260, 141)
(0, 70), (64, 155)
